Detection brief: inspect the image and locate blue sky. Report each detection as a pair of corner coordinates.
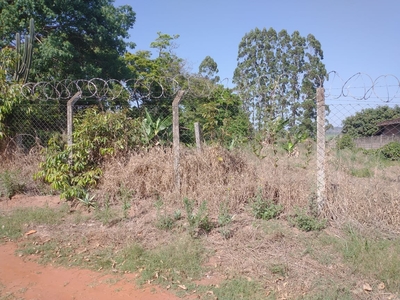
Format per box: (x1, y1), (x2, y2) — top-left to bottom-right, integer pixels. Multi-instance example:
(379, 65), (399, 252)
(114, 0), (399, 104)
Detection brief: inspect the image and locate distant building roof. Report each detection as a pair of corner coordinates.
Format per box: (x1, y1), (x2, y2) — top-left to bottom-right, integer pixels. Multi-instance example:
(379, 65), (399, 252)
(377, 117), (400, 126)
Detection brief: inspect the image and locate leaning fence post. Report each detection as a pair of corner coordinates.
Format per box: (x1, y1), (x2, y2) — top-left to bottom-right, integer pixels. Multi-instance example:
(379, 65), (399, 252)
(67, 92), (82, 160)
(316, 87), (326, 214)
(172, 90), (185, 192)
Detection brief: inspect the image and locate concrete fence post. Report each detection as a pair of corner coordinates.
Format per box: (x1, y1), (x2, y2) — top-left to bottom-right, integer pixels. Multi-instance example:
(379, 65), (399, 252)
(316, 87), (326, 214)
(67, 92), (82, 161)
(194, 122), (203, 153)
(172, 90), (185, 192)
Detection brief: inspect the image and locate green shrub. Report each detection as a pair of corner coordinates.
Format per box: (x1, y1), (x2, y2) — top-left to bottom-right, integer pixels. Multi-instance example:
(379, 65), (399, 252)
(291, 208), (327, 232)
(183, 198), (213, 236)
(380, 141), (400, 161)
(34, 108), (142, 200)
(155, 199), (177, 231)
(251, 191), (283, 220)
(336, 134), (355, 150)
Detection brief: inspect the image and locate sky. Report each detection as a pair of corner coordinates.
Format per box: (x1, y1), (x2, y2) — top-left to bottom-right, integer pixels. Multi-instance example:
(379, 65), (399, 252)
(113, 0), (400, 107)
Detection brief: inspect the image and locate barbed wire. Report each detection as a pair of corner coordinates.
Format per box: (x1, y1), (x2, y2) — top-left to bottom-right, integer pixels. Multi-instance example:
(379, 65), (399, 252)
(325, 71), (400, 102)
(20, 75), (217, 101)
(17, 72), (400, 103)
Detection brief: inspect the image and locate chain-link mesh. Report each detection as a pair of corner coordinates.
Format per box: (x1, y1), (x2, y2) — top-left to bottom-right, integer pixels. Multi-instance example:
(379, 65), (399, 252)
(3, 74), (400, 230)
(6, 102), (67, 151)
(318, 75), (400, 229)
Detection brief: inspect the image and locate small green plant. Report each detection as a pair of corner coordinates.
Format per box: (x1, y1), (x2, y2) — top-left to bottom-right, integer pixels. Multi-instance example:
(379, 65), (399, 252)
(269, 263), (288, 277)
(173, 209), (182, 220)
(155, 198), (176, 230)
(119, 185), (134, 219)
(290, 208), (327, 232)
(251, 190), (283, 220)
(218, 203), (233, 239)
(140, 107), (172, 146)
(156, 214), (175, 230)
(281, 130), (308, 157)
(336, 134), (355, 150)
(94, 194), (117, 225)
(183, 197), (213, 236)
(77, 192), (96, 210)
(0, 170), (24, 199)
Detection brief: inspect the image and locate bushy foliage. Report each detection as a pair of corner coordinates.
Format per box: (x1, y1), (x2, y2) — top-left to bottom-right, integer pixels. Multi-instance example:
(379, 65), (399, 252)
(251, 191), (283, 220)
(35, 108), (143, 199)
(0, 48), (23, 139)
(342, 105), (400, 138)
(336, 134), (355, 150)
(1, 1), (136, 80)
(290, 208), (327, 232)
(183, 198), (213, 236)
(380, 141), (400, 161)
(181, 85), (251, 147)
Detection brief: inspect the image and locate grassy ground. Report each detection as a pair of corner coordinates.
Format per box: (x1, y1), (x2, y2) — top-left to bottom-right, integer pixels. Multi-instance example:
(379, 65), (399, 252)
(1, 144), (400, 299)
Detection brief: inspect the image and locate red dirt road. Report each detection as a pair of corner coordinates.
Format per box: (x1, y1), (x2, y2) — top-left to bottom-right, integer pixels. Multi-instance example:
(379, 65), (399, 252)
(0, 242), (180, 300)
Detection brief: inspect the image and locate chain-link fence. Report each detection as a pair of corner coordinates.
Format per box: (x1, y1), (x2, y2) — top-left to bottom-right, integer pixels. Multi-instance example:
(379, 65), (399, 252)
(316, 73), (400, 229)
(2, 74), (400, 228)
(5, 102), (67, 151)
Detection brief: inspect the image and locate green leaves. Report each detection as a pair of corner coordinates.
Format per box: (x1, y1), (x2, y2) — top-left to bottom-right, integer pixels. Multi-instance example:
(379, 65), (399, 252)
(342, 105), (400, 138)
(0, 0), (136, 80)
(140, 108), (172, 145)
(0, 48), (24, 139)
(199, 56), (220, 83)
(233, 27), (327, 135)
(35, 108), (142, 200)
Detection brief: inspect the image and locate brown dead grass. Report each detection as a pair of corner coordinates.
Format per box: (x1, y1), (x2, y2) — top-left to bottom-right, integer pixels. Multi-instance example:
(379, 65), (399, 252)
(1, 144), (400, 299)
(98, 145), (315, 222)
(3, 143), (399, 234)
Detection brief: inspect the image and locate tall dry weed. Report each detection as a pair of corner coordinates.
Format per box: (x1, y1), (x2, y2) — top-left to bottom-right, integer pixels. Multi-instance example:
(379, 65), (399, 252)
(0, 146), (45, 195)
(98, 145), (314, 219)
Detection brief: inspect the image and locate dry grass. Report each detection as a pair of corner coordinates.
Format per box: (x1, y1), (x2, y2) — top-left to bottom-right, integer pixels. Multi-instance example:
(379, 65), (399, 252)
(0, 147), (48, 196)
(2, 143), (400, 299)
(2, 143), (400, 233)
(98, 145), (315, 221)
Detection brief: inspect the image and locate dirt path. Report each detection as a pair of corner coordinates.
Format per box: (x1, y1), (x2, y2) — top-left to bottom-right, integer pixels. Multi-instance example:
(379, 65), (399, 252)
(0, 242), (180, 300)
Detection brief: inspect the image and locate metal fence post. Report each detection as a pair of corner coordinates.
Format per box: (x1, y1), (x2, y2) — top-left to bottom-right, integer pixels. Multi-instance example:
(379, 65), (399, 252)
(316, 87), (326, 214)
(172, 90), (185, 192)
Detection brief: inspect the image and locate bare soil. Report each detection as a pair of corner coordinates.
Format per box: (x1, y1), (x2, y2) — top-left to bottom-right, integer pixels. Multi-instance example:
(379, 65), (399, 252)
(0, 195), (180, 300)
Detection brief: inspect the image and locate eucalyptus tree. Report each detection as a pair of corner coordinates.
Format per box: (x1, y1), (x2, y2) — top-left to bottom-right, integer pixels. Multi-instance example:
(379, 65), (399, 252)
(0, 0), (136, 81)
(199, 55), (220, 83)
(233, 27), (327, 136)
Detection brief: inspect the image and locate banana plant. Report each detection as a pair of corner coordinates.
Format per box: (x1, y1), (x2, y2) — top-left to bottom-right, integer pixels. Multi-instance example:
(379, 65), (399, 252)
(141, 108), (172, 145)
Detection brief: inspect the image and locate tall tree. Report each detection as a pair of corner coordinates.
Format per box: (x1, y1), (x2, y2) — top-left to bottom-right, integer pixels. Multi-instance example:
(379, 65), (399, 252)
(199, 55), (220, 83)
(0, 0), (136, 81)
(233, 27), (326, 136)
(124, 33), (185, 118)
(150, 32), (180, 58)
